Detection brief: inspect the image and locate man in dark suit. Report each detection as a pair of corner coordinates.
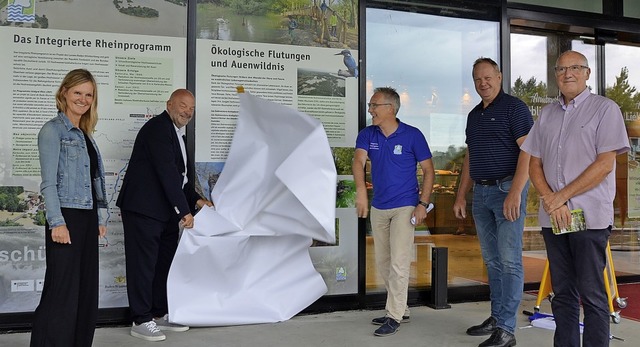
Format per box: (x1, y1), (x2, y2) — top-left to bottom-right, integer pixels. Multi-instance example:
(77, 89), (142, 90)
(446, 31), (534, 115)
(117, 89), (212, 342)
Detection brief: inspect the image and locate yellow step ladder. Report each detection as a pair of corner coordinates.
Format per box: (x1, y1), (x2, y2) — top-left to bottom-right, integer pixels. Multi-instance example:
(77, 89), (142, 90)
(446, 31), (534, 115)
(533, 242), (628, 323)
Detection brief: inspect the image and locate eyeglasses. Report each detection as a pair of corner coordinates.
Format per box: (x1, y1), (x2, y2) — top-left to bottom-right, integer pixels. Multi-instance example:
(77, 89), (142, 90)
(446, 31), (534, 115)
(367, 103), (391, 109)
(554, 65), (589, 75)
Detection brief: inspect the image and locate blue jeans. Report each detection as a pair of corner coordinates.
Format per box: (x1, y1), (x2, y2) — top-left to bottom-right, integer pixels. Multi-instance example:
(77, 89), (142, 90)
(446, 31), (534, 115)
(472, 180), (528, 333)
(541, 227), (611, 347)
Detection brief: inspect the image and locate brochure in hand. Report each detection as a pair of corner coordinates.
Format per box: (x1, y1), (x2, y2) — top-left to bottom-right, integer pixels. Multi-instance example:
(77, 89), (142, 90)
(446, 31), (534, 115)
(552, 208), (586, 235)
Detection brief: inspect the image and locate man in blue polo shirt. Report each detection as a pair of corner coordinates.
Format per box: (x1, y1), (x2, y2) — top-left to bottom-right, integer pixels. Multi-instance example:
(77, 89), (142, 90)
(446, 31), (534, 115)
(453, 58), (533, 347)
(353, 86), (435, 337)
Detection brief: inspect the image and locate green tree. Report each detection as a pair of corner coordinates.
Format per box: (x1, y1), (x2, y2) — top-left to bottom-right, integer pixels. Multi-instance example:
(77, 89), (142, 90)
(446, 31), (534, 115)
(4, 197), (19, 212)
(510, 77), (547, 226)
(606, 67), (639, 115)
(33, 210), (47, 226)
(0, 186), (24, 195)
(197, 0), (224, 4)
(511, 76), (547, 104)
(345, 0), (358, 28)
(0, 187), (25, 212)
(332, 147), (354, 175)
(227, 0), (273, 15)
(272, 0), (308, 12)
(0, 218), (20, 227)
(35, 14), (48, 29)
(431, 145), (465, 171)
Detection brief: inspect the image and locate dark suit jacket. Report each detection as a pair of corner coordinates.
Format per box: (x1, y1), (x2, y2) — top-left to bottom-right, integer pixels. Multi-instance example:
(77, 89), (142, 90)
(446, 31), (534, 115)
(116, 111), (201, 222)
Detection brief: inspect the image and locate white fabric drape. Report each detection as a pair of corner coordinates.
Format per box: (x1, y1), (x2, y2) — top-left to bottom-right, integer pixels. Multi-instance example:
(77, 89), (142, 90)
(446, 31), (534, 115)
(167, 91), (337, 326)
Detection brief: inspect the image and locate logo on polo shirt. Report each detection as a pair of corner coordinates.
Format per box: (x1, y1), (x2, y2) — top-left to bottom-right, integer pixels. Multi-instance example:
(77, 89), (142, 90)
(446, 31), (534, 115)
(394, 144), (403, 155)
(370, 142), (379, 150)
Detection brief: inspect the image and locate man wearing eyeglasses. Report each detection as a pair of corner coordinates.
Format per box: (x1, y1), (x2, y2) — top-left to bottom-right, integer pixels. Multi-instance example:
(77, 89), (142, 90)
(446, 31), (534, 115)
(522, 50), (629, 347)
(454, 57), (533, 347)
(353, 87), (435, 337)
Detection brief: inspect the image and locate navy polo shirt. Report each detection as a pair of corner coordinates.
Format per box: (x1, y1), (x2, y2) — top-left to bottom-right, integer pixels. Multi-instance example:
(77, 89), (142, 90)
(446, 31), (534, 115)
(466, 90), (533, 181)
(356, 120), (432, 209)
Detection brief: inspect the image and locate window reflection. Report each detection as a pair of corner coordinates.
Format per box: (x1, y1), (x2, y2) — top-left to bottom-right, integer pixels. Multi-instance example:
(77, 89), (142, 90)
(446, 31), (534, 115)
(510, 32), (640, 280)
(366, 8), (499, 292)
(572, 40), (598, 94)
(606, 44), (640, 233)
(366, 8), (499, 235)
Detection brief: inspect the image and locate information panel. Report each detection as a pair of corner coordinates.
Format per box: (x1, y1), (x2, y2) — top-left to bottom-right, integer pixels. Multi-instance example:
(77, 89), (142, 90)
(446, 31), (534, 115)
(194, 1), (360, 295)
(1, 0), (190, 314)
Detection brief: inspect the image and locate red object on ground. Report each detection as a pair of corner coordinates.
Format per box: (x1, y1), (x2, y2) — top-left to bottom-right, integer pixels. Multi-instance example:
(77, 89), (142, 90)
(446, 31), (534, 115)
(617, 282), (640, 322)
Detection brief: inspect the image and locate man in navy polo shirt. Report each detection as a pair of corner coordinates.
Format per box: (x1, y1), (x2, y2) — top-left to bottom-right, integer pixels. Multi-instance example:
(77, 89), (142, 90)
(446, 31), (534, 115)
(353, 86), (435, 337)
(453, 58), (533, 347)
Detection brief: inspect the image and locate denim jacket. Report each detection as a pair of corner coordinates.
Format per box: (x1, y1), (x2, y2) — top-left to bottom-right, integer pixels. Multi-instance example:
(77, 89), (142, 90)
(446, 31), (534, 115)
(38, 112), (108, 228)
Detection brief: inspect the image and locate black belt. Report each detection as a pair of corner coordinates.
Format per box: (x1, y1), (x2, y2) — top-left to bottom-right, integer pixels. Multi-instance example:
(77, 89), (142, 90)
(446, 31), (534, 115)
(475, 175), (513, 186)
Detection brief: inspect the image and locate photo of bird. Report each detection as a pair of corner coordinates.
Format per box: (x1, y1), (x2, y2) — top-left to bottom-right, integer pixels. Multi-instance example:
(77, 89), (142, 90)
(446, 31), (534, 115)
(335, 49), (358, 78)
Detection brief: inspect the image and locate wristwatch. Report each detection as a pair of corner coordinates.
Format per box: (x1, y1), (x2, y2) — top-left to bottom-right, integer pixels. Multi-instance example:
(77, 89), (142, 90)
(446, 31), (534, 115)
(418, 201), (429, 209)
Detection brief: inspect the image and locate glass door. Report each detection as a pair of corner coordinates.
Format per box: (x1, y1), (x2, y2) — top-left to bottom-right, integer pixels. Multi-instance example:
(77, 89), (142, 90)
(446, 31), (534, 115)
(510, 29), (640, 282)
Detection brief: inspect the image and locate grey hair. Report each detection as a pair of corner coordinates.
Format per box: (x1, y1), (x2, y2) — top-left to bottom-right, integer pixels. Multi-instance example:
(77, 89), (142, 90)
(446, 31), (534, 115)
(373, 86), (400, 115)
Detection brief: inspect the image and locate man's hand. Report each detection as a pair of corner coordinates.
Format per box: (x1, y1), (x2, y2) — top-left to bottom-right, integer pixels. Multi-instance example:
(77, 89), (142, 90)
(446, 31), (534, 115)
(197, 199), (214, 208)
(550, 205), (571, 231)
(413, 204), (428, 225)
(98, 225), (107, 238)
(355, 191), (369, 218)
(503, 191), (522, 222)
(51, 225), (71, 244)
(540, 191), (568, 214)
(453, 197), (467, 219)
(181, 213), (194, 228)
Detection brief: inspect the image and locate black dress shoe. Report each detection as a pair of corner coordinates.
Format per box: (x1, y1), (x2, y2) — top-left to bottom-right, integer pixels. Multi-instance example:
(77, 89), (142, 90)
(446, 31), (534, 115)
(478, 328), (516, 347)
(466, 316), (497, 336)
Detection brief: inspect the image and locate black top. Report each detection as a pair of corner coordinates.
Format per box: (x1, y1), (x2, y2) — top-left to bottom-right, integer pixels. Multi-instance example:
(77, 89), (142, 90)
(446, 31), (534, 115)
(465, 90), (533, 181)
(116, 111), (201, 222)
(84, 132), (99, 208)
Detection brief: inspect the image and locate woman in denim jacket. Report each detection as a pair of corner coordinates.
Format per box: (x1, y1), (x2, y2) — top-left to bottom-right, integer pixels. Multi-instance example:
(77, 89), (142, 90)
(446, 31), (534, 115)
(30, 69), (108, 347)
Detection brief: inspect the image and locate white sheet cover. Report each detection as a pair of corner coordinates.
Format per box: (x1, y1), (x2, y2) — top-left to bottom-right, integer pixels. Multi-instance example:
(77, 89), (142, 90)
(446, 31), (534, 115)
(166, 91), (337, 326)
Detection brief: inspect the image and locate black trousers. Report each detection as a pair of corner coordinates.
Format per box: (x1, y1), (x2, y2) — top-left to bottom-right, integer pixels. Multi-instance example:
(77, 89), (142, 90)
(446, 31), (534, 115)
(541, 227), (611, 347)
(30, 208), (99, 347)
(122, 210), (180, 325)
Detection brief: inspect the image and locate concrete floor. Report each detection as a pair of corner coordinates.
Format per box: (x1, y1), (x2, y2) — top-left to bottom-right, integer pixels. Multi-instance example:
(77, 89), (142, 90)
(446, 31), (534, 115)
(1, 293), (637, 346)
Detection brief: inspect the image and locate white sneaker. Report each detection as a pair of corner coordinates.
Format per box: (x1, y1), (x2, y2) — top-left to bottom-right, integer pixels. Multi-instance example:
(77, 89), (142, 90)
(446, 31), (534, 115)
(154, 314), (190, 332)
(131, 321), (166, 341)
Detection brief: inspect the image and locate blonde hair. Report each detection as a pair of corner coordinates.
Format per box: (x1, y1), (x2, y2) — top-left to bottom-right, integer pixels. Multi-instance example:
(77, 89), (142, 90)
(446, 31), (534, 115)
(55, 69), (99, 134)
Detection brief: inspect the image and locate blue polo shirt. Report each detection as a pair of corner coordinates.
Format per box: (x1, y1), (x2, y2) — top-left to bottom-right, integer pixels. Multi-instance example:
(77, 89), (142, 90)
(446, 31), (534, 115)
(356, 120), (432, 209)
(466, 90), (533, 181)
